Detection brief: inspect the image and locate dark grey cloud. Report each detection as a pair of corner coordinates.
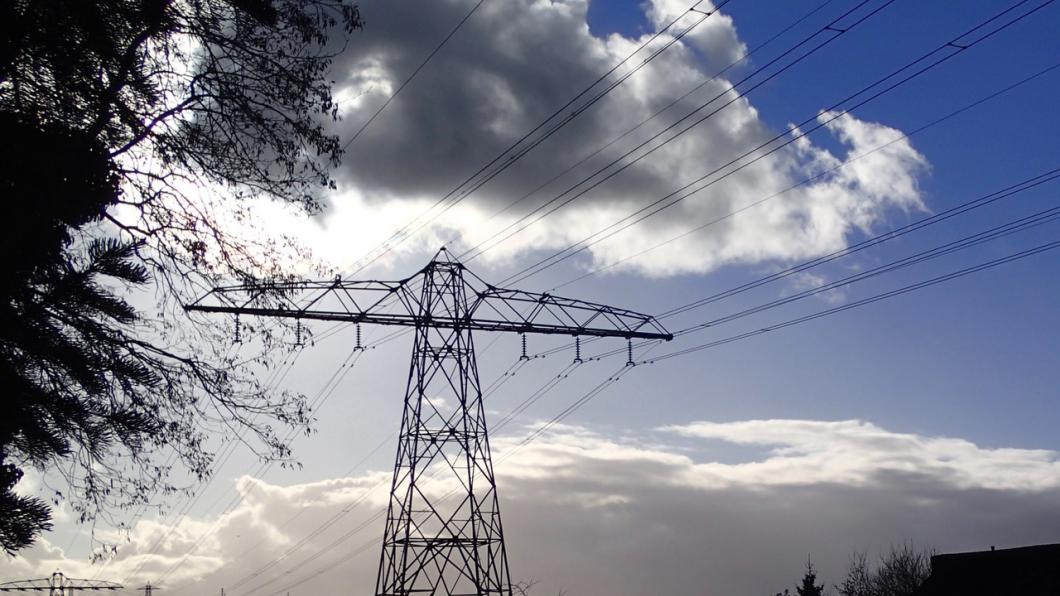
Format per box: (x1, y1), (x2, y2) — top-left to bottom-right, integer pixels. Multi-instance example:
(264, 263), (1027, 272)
(335, 0), (706, 206)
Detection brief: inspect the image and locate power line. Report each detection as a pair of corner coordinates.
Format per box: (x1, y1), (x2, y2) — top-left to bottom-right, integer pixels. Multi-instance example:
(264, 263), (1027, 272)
(646, 236), (1060, 362)
(490, 0), (1054, 286)
(153, 343), (377, 585)
(223, 357), (592, 596)
(343, 0), (726, 275)
(342, 0), (489, 150)
(364, 3), (723, 259)
(672, 201), (1060, 336)
(507, 228), (1060, 451)
(438, 0), (841, 250)
(533, 165), (1060, 361)
(660, 168), (1060, 320)
(458, 0), (899, 264)
(215, 350), (589, 596)
(206, 205), (1060, 590)
(546, 60), (1060, 292)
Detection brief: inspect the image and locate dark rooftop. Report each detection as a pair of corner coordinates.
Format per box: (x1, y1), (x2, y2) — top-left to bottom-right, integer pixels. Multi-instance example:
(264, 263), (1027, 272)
(913, 543), (1060, 596)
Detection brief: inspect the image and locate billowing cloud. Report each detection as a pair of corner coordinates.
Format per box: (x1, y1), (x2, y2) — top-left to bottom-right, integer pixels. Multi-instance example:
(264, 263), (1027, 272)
(5, 419), (1059, 596)
(301, 0), (928, 277)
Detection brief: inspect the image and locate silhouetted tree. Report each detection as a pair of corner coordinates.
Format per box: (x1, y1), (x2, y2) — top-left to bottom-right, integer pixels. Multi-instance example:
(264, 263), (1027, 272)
(0, 463), (52, 555)
(838, 544), (933, 596)
(0, 0), (361, 552)
(873, 544), (932, 596)
(773, 560), (828, 596)
(797, 561), (827, 596)
(838, 552), (876, 596)
(513, 580), (566, 596)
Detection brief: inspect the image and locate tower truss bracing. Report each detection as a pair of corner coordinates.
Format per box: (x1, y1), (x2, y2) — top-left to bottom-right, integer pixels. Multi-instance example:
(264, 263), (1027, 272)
(0, 571), (123, 596)
(186, 249), (672, 595)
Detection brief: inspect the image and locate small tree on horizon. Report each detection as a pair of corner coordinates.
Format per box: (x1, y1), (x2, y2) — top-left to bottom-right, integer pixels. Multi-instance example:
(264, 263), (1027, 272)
(774, 559), (827, 596)
(797, 560), (827, 596)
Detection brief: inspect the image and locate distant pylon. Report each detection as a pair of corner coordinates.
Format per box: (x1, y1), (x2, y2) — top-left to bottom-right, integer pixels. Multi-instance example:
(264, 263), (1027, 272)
(186, 249), (671, 595)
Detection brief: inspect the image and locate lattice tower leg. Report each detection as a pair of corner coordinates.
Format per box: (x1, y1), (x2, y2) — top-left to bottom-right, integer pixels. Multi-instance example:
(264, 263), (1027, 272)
(375, 262), (513, 596)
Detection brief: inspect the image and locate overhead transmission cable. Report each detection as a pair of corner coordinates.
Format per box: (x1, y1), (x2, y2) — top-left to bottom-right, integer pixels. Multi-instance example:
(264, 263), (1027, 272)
(217, 166), (1060, 596)
(153, 334), (398, 585)
(163, 3), (1051, 585)
(512, 225), (1060, 450)
(493, 0), (1055, 286)
(546, 60), (1060, 292)
(342, 0), (488, 150)
(646, 237), (1060, 362)
(121, 344), (311, 580)
(244, 218), (1058, 596)
(224, 355), (588, 596)
(436, 0), (841, 248)
(458, 0), (900, 264)
(220, 354), (562, 593)
(535, 165), (1060, 360)
(673, 201), (1060, 335)
(343, 0), (727, 274)
(658, 170), (1060, 321)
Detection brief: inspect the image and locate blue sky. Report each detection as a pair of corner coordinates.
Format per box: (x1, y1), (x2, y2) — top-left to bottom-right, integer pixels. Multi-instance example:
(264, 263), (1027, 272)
(573, 0), (1060, 446)
(5, 1), (1060, 594)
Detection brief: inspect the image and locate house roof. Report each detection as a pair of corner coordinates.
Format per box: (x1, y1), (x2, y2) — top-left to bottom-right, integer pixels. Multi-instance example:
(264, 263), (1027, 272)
(914, 543), (1060, 595)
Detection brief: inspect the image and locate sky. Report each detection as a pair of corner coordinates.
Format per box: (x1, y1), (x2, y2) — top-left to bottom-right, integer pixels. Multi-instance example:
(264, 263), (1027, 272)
(5, 0), (1060, 595)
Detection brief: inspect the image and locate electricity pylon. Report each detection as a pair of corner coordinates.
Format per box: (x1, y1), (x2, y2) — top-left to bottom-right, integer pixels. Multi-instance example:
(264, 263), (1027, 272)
(0, 571), (122, 596)
(185, 249), (671, 595)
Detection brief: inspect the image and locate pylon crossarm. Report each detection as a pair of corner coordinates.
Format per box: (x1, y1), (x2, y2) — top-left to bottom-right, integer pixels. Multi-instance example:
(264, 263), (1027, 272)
(184, 257), (671, 341)
(469, 287), (672, 340)
(0, 578), (123, 591)
(184, 277), (423, 322)
(186, 286), (671, 339)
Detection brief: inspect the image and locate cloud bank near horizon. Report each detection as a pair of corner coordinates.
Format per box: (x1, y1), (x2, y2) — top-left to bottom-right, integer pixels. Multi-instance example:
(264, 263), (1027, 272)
(6, 418), (1059, 596)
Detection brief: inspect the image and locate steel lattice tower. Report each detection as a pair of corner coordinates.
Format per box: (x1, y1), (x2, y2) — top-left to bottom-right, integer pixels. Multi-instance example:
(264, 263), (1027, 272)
(186, 249), (671, 595)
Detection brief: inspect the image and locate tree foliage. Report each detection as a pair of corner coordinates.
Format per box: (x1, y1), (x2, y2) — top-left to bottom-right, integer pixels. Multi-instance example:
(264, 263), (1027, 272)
(775, 560), (827, 596)
(797, 561), (827, 596)
(838, 544), (933, 596)
(0, 0), (361, 553)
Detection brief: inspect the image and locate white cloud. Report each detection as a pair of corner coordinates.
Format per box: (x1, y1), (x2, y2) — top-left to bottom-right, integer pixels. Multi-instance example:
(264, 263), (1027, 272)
(662, 419), (1060, 491)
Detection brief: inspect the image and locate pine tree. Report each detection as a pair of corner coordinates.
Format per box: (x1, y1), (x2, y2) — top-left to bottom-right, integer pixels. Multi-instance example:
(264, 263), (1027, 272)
(797, 561), (826, 596)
